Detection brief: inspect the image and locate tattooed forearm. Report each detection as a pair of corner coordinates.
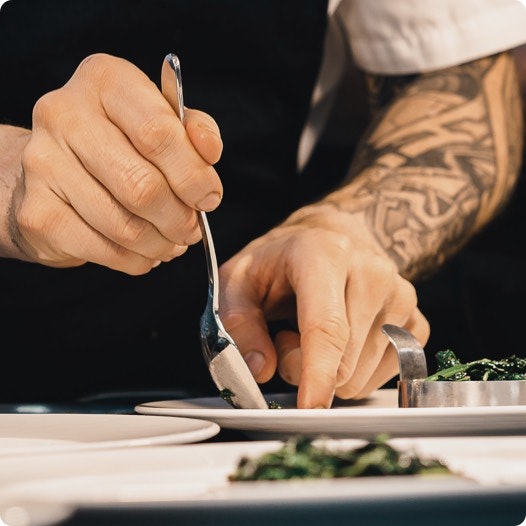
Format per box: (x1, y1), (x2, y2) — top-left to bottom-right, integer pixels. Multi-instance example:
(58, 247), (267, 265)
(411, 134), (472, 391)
(324, 52), (523, 280)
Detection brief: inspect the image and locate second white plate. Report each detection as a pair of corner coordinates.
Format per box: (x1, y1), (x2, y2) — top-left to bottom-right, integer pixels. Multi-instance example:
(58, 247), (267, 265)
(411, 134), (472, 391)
(0, 413), (220, 456)
(135, 389), (526, 438)
(1, 436), (525, 526)
(1, 436), (526, 507)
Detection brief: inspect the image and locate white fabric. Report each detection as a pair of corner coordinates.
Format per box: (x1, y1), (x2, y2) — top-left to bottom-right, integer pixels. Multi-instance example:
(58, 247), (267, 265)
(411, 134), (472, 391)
(297, 0), (348, 174)
(297, 0), (526, 170)
(343, 0), (526, 74)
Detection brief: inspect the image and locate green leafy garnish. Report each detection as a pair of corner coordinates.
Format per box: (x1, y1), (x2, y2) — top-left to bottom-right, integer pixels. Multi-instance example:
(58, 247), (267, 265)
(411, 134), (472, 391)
(229, 434), (450, 481)
(219, 388), (283, 409)
(219, 388), (236, 407)
(426, 350), (526, 382)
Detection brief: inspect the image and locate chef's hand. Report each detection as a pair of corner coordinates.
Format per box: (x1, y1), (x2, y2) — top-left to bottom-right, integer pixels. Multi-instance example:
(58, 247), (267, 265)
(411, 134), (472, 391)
(219, 205), (430, 409)
(12, 53), (223, 274)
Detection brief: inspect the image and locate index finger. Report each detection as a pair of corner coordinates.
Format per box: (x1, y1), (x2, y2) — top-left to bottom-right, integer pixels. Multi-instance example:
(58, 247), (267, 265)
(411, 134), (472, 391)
(294, 253), (350, 409)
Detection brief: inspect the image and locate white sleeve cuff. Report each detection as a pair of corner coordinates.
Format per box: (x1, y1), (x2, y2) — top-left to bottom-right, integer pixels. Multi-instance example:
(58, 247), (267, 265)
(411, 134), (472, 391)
(342, 0), (526, 74)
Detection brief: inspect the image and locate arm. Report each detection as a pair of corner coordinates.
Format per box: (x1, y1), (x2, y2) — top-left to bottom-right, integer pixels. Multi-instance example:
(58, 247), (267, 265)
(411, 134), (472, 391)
(0, 125), (31, 260)
(323, 51), (523, 280)
(0, 53), (223, 275)
(219, 51), (523, 408)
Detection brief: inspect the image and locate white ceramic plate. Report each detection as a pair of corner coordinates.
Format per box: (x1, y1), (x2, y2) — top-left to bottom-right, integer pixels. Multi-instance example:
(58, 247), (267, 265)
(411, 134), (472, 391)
(2, 437), (525, 526)
(135, 389), (526, 438)
(1, 436), (526, 510)
(0, 414), (219, 456)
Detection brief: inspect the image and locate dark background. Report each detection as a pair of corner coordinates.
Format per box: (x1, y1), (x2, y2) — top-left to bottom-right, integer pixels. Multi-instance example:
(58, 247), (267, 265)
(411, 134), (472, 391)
(0, 0), (524, 403)
(0, 0), (329, 402)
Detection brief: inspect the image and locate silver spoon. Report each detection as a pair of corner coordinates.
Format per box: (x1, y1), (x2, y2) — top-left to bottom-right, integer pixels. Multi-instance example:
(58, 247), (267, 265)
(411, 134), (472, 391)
(161, 54), (268, 409)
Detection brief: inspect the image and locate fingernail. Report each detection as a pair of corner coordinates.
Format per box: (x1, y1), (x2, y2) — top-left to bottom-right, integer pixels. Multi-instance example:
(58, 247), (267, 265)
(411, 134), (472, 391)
(244, 351), (266, 377)
(152, 260), (162, 268)
(197, 192), (222, 212)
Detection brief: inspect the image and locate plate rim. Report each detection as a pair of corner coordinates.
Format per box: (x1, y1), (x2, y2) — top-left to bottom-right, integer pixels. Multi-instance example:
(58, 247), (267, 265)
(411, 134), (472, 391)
(134, 389), (526, 437)
(0, 413), (220, 456)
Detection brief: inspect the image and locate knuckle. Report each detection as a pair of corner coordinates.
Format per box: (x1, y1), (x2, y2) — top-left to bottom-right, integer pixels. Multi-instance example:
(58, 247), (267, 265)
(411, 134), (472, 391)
(410, 312), (431, 344)
(15, 199), (37, 236)
(21, 140), (48, 174)
(390, 275), (418, 311)
(32, 90), (63, 126)
(164, 206), (197, 242)
(77, 53), (109, 71)
(421, 316), (431, 338)
(303, 318), (349, 356)
(119, 163), (162, 210)
(366, 253), (398, 280)
(76, 53), (116, 83)
(33, 89), (81, 133)
(327, 230), (353, 253)
(401, 279), (418, 307)
(353, 253), (401, 300)
(134, 114), (178, 159)
(114, 213), (151, 246)
(17, 199), (61, 252)
(298, 229), (351, 254)
(168, 164), (195, 192)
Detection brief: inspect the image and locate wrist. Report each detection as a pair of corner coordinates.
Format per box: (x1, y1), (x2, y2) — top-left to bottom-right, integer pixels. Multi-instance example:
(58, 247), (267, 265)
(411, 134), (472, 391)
(282, 201), (388, 259)
(0, 125), (32, 260)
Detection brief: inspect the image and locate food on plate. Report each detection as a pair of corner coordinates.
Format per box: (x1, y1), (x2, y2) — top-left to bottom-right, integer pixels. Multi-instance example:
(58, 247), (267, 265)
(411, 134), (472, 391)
(219, 388), (236, 406)
(219, 388), (283, 409)
(426, 350), (526, 382)
(228, 434), (450, 481)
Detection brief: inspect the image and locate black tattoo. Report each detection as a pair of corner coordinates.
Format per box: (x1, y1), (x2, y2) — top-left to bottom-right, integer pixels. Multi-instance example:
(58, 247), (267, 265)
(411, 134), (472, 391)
(328, 52), (524, 280)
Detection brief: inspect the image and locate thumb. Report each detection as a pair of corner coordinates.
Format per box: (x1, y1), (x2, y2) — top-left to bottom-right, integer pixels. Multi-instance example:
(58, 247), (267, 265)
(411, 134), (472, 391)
(220, 307), (277, 383)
